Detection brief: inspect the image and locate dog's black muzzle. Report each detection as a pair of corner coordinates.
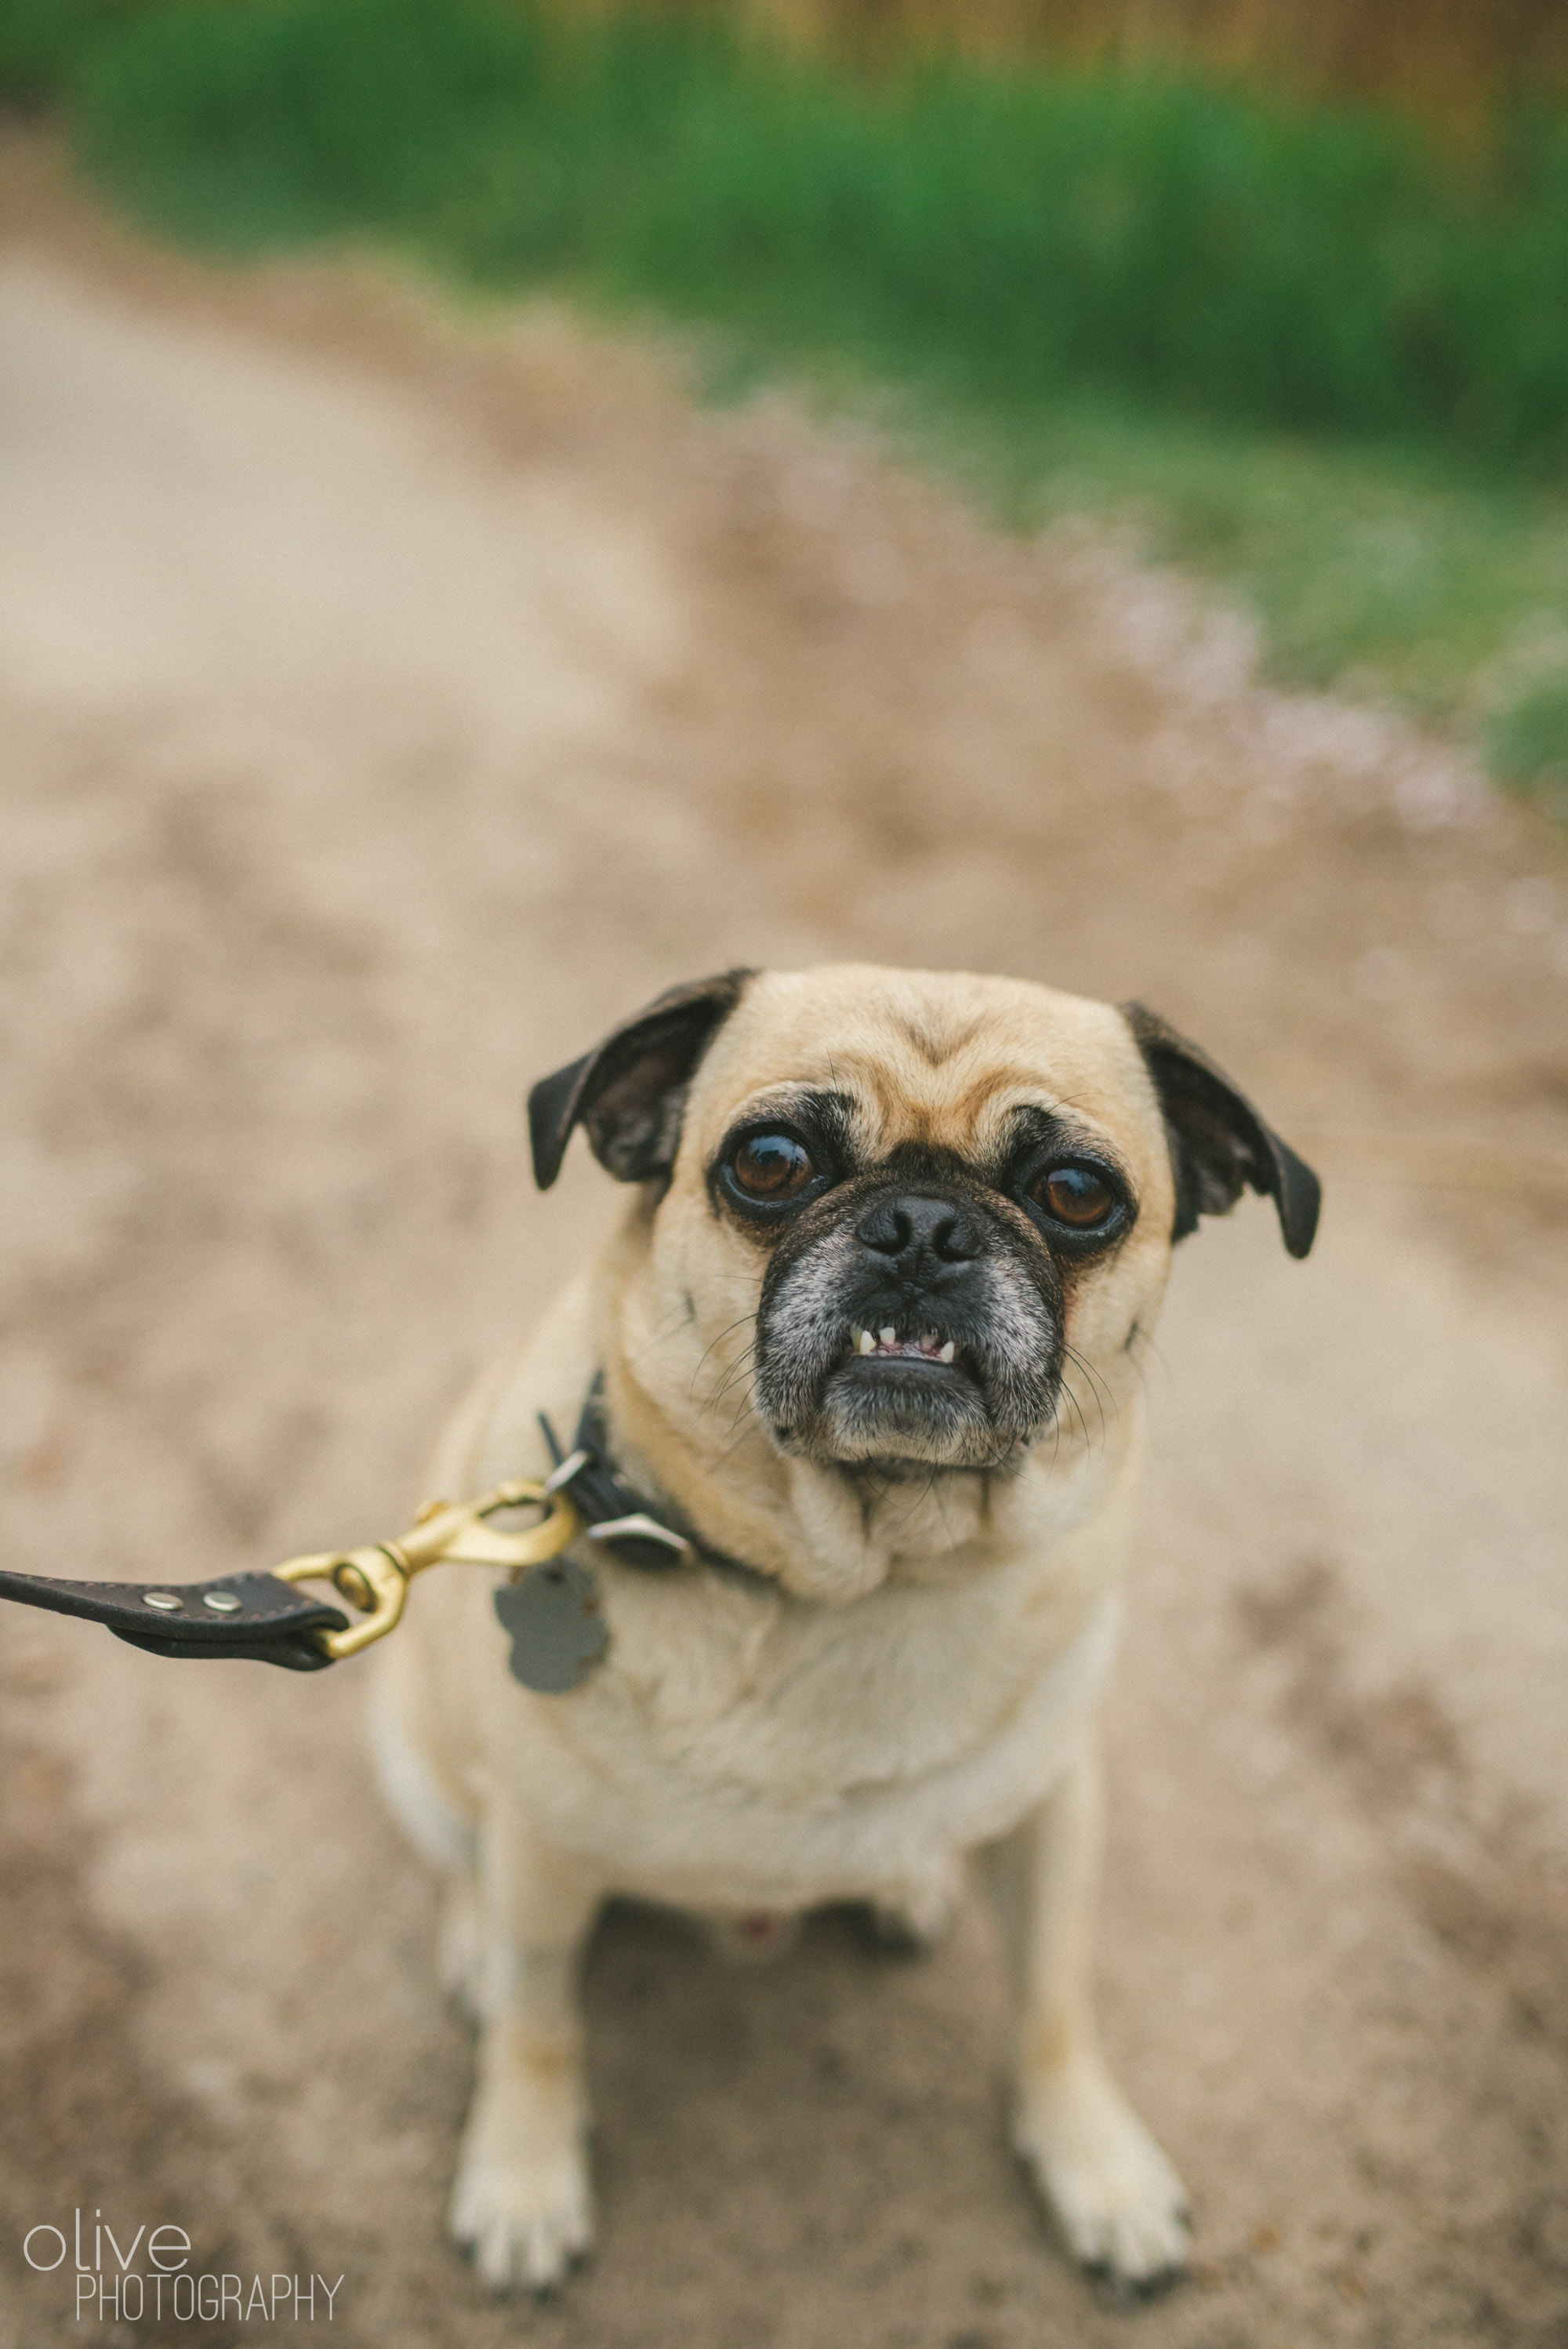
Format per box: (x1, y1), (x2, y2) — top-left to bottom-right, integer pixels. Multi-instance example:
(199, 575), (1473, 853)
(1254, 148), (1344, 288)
(756, 1181), (1064, 1467)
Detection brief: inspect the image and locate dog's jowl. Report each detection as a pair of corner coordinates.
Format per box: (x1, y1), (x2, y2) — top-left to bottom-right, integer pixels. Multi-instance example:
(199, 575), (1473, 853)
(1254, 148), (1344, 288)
(372, 965), (1319, 2296)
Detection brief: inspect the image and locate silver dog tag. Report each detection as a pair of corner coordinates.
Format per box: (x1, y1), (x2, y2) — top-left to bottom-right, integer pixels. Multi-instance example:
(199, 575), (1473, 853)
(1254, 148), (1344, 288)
(494, 1559), (608, 1694)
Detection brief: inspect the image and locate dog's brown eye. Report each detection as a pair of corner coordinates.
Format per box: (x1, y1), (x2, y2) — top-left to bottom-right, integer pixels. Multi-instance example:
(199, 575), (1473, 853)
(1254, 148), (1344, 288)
(731, 1133), (814, 1200)
(1035, 1167), (1115, 1227)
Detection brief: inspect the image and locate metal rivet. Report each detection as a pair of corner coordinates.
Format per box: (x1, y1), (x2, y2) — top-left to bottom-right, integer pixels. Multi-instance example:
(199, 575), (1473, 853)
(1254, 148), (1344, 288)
(142, 1591), (183, 1613)
(202, 1592), (243, 1614)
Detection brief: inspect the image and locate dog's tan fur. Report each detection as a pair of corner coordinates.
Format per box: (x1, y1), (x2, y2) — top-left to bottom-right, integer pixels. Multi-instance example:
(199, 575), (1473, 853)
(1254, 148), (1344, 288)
(372, 964), (1317, 2295)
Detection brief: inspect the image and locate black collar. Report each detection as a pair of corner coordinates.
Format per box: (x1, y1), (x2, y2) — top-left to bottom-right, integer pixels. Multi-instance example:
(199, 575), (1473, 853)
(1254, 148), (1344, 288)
(538, 1375), (770, 1588)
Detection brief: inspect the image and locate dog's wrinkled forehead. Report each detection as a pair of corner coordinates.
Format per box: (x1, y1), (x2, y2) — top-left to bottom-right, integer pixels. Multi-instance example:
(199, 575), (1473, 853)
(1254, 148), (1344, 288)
(681, 966), (1158, 1171)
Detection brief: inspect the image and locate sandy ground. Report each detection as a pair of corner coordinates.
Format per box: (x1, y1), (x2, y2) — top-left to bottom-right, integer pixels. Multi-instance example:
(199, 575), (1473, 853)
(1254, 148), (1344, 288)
(2, 133), (1567, 2349)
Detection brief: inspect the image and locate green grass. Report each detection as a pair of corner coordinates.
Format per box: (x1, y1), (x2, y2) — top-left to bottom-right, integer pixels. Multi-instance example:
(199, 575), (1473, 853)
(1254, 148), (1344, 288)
(953, 396), (1568, 725)
(9, 0), (1568, 808)
(1487, 673), (1568, 823)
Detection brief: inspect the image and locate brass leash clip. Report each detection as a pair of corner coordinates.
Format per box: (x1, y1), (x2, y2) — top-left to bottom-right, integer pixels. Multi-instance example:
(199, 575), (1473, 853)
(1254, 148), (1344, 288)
(272, 1479), (582, 1661)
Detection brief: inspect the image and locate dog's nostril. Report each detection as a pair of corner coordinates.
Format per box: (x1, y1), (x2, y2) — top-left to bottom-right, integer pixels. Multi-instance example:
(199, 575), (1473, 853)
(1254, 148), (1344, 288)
(855, 1194), (982, 1265)
(859, 1202), (913, 1258)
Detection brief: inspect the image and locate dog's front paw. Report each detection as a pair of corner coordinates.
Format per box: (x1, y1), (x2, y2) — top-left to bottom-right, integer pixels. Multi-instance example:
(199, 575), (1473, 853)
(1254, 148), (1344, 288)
(1014, 2062), (1190, 2296)
(450, 2093), (593, 2294)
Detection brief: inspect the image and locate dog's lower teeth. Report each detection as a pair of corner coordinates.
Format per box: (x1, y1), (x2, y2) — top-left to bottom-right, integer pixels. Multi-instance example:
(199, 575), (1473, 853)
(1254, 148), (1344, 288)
(856, 1328), (875, 1355)
(879, 1327), (896, 1345)
(939, 1341), (956, 1363)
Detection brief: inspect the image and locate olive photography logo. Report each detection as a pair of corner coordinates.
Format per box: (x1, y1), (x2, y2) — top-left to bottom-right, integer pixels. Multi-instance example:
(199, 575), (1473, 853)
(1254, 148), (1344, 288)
(23, 2209), (345, 2324)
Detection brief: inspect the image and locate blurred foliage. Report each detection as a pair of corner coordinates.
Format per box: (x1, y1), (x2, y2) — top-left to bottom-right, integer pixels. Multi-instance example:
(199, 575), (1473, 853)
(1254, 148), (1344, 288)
(1487, 673), (1568, 822)
(52, 0), (1568, 472)
(5, 0), (1568, 813)
(735, 0), (1568, 125)
(0, 0), (129, 105)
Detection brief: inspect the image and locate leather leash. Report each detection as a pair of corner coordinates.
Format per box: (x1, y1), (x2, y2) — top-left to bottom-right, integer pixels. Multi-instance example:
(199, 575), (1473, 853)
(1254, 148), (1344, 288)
(0, 1375), (758, 1685)
(0, 1483), (582, 1674)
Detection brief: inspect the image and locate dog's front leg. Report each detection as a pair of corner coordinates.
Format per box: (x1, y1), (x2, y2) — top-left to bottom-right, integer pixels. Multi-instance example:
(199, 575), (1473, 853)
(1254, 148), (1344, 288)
(449, 1799), (604, 2294)
(996, 1748), (1190, 2295)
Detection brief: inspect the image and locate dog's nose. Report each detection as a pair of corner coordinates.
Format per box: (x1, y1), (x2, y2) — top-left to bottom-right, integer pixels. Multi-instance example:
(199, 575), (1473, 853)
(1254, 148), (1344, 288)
(855, 1193), (983, 1268)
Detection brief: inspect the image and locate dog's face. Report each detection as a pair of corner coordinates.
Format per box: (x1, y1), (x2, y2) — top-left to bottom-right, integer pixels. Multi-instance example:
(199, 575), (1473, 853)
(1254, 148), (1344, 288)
(531, 967), (1319, 1482)
(681, 972), (1178, 1474)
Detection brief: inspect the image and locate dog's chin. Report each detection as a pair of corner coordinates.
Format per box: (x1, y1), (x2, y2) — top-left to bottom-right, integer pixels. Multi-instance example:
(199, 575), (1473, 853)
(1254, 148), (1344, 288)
(784, 1356), (1016, 1472)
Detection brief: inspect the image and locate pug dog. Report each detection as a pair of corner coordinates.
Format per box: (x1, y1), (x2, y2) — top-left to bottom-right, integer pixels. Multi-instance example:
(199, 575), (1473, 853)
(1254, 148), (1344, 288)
(372, 964), (1319, 2298)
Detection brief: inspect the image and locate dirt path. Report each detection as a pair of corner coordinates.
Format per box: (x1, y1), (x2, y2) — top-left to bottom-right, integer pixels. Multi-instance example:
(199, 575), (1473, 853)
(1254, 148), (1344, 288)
(2, 136), (1566, 2349)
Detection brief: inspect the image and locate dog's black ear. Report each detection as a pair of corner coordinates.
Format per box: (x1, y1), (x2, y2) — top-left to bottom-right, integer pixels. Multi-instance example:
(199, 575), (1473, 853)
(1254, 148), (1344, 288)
(528, 970), (755, 1190)
(1121, 1003), (1321, 1258)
